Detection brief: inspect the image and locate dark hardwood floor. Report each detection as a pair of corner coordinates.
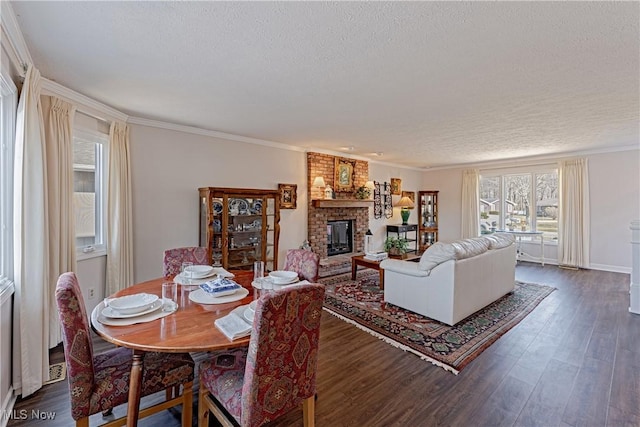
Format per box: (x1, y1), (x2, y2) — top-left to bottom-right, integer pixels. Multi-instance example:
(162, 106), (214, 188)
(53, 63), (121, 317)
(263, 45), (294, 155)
(8, 263), (640, 426)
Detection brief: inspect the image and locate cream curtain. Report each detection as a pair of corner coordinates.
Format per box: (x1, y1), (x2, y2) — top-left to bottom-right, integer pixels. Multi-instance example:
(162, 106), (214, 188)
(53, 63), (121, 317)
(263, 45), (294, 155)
(106, 121), (134, 294)
(12, 65), (49, 397)
(558, 158), (590, 268)
(12, 66), (78, 397)
(461, 169), (480, 239)
(42, 96), (77, 345)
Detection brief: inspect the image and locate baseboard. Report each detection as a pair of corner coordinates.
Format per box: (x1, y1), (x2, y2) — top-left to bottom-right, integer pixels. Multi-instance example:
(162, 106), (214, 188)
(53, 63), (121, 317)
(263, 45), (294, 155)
(0, 387), (16, 427)
(589, 263), (631, 274)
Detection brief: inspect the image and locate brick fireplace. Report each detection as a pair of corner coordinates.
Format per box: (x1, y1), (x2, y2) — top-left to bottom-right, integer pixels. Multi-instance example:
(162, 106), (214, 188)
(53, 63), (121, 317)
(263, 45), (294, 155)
(307, 152), (371, 277)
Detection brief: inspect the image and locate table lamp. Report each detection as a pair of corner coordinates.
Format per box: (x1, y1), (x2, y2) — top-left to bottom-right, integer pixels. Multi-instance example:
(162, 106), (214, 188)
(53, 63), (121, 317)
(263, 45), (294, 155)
(312, 176), (327, 199)
(395, 196), (415, 225)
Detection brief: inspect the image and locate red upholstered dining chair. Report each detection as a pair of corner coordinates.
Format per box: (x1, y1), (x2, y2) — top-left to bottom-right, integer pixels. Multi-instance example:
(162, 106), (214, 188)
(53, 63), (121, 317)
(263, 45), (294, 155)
(198, 283), (326, 427)
(283, 249), (320, 282)
(55, 272), (195, 427)
(163, 246), (210, 277)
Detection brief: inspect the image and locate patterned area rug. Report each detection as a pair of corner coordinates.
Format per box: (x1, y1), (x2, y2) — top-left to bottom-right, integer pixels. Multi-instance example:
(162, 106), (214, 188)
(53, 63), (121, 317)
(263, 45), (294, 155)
(319, 270), (555, 374)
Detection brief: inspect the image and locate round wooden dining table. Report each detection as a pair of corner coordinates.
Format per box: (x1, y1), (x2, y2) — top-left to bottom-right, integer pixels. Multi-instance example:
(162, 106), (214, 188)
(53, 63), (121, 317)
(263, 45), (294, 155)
(91, 270), (254, 427)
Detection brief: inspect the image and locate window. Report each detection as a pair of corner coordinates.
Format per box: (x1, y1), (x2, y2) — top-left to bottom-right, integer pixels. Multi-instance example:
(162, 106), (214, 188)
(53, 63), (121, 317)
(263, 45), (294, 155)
(479, 168), (558, 241)
(73, 128), (108, 257)
(0, 71), (17, 288)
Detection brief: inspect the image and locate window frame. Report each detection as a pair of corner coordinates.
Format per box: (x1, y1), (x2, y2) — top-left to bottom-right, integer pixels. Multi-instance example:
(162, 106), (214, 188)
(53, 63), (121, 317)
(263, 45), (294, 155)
(0, 69), (17, 291)
(479, 166), (559, 243)
(74, 127), (109, 260)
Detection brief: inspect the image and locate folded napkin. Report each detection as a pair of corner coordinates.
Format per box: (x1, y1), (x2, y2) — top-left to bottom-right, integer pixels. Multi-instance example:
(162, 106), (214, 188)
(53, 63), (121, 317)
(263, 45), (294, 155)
(212, 267), (234, 278)
(273, 279), (311, 289)
(200, 277), (241, 295)
(214, 305), (252, 341)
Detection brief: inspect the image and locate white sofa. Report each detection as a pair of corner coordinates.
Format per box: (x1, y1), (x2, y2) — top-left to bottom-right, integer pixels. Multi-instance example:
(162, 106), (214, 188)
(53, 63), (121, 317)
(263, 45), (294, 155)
(379, 233), (516, 325)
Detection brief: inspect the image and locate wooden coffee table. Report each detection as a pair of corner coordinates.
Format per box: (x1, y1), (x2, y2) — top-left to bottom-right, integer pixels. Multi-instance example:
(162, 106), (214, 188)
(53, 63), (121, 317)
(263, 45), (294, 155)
(351, 255), (385, 289)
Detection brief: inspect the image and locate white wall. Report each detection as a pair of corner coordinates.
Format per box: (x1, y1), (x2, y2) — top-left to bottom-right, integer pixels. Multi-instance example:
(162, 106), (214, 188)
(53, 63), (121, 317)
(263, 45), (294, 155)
(588, 150), (640, 271)
(421, 149), (640, 272)
(367, 162), (424, 252)
(130, 124), (309, 282)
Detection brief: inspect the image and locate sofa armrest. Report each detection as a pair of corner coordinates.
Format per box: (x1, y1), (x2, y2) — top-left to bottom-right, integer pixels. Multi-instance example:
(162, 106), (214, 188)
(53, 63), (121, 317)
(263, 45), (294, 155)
(380, 259), (430, 277)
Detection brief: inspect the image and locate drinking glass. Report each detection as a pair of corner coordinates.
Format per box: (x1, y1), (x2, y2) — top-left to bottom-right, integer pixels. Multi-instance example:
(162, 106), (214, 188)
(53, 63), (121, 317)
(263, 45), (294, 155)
(253, 261), (266, 298)
(253, 261), (265, 281)
(162, 282), (177, 312)
(181, 261), (193, 284)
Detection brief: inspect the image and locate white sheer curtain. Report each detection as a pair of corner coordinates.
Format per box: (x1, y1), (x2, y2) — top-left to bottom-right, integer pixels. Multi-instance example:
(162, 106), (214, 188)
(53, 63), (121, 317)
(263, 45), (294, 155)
(12, 65), (49, 397)
(42, 95), (77, 345)
(558, 158), (590, 268)
(461, 169), (480, 239)
(106, 121), (134, 294)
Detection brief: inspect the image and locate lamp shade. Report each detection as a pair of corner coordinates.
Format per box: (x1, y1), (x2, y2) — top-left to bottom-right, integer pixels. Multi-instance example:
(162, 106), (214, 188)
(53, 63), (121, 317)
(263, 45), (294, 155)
(394, 196), (415, 209)
(364, 180), (375, 189)
(312, 176), (326, 188)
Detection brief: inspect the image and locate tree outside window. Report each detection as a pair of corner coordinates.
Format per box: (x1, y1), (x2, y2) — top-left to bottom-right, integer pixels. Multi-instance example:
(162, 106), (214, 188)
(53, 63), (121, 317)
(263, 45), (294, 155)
(479, 169), (558, 240)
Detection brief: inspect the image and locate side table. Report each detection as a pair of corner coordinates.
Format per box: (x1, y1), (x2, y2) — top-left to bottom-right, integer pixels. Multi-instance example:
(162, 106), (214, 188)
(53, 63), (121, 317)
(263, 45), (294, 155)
(386, 224), (419, 254)
(351, 255), (385, 290)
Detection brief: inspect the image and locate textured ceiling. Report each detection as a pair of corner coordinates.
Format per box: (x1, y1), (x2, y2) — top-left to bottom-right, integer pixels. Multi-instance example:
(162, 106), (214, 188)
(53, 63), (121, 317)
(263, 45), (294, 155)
(10, 1), (640, 169)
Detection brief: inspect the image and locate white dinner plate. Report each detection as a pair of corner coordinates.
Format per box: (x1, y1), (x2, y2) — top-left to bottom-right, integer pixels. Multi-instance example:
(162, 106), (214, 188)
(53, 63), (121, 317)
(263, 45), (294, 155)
(108, 293), (159, 315)
(189, 287), (249, 305)
(252, 277), (299, 289)
(184, 265), (215, 278)
(269, 270), (299, 284)
(102, 299), (163, 319)
(174, 272), (216, 285)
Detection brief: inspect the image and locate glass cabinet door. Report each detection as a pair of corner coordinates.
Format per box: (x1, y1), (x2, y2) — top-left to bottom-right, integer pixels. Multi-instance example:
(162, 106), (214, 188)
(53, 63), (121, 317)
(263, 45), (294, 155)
(418, 191), (439, 252)
(264, 197), (276, 272)
(227, 195), (264, 270)
(199, 187), (280, 271)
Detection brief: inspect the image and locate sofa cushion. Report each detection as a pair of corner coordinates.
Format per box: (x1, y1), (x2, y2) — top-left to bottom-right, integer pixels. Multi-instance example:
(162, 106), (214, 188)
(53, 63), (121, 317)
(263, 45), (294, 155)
(451, 237), (490, 260)
(418, 242), (456, 271)
(485, 232), (515, 249)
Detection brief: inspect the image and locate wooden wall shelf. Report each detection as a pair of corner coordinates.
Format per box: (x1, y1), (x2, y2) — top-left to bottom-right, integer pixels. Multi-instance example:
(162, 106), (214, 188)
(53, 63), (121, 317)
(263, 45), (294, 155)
(312, 199), (374, 208)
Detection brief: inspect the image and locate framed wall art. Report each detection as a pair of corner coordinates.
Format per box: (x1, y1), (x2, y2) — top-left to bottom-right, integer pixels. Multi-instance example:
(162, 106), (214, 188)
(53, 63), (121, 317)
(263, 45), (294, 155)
(278, 183), (297, 209)
(334, 157), (356, 192)
(391, 178), (402, 195)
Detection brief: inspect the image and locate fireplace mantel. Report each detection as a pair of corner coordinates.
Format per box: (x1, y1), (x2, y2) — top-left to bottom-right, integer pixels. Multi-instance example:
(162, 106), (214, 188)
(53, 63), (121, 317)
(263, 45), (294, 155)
(311, 199), (374, 208)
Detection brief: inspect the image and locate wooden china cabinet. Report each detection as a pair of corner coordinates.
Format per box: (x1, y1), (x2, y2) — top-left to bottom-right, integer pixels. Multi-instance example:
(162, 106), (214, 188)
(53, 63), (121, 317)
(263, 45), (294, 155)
(199, 187), (280, 272)
(418, 191), (439, 251)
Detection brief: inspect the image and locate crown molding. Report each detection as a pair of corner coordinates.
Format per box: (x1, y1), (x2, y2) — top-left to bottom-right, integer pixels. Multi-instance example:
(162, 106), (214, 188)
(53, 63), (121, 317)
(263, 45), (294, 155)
(128, 116), (424, 171)
(1, 2), (32, 73)
(127, 116), (306, 152)
(40, 78), (128, 123)
(422, 144), (640, 172)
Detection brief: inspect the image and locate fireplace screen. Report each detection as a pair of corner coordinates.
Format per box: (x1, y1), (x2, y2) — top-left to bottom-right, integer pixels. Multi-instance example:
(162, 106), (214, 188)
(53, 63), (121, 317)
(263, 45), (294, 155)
(327, 220), (353, 256)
